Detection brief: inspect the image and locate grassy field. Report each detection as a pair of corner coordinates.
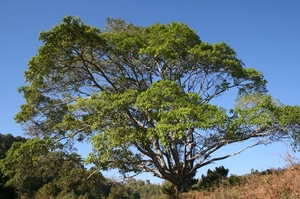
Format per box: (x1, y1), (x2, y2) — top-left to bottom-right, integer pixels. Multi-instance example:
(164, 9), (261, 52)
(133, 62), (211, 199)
(178, 163), (300, 199)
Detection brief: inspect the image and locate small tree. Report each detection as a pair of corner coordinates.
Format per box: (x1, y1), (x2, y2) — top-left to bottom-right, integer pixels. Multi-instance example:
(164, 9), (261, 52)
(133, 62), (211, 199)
(15, 16), (300, 193)
(198, 166), (229, 190)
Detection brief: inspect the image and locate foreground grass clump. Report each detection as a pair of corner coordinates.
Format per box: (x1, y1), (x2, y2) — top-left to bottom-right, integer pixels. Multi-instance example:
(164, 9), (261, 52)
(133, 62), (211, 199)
(179, 164), (300, 199)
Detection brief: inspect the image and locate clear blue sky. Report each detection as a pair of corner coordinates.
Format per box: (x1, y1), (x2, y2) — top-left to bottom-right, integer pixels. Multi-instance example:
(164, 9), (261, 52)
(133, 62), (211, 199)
(1, 0), (299, 183)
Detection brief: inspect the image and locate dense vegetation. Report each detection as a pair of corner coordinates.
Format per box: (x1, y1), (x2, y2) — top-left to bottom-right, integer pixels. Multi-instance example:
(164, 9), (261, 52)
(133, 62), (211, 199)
(0, 134), (163, 199)
(0, 134), (26, 198)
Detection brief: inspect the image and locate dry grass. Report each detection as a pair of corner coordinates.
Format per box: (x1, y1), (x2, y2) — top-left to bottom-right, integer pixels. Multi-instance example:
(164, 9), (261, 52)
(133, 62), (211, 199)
(179, 164), (300, 199)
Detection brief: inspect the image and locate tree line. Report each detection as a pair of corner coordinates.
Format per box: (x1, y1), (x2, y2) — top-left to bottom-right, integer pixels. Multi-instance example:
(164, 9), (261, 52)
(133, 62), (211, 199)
(1, 133), (297, 198)
(0, 133), (163, 199)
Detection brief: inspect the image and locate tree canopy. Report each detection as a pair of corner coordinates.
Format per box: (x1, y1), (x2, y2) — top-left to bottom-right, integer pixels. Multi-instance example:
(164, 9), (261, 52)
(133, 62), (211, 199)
(0, 135), (111, 198)
(0, 134), (26, 198)
(15, 16), (300, 193)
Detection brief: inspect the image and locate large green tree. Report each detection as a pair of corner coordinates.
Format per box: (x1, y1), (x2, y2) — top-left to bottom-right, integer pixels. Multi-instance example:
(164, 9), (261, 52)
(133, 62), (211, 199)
(16, 16), (300, 193)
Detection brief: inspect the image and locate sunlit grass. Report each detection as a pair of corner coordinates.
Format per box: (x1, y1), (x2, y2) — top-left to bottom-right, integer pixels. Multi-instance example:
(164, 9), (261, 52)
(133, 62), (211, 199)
(178, 163), (300, 199)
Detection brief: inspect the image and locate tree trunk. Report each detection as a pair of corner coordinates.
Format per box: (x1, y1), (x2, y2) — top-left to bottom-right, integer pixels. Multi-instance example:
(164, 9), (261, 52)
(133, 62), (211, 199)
(174, 178), (190, 194)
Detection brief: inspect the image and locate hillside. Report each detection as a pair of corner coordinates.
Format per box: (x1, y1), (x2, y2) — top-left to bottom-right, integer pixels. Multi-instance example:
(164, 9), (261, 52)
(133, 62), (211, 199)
(179, 163), (300, 199)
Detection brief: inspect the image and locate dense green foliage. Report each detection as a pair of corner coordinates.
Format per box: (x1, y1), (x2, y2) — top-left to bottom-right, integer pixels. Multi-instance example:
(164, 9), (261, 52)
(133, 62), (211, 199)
(0, 135), (111, 198)
(15, 16), (300, 193)
(198, 166), (229, 190)
(0, 134), (164, 199)
(0, 134), (27, 159)
(0, 134), (25, 198)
